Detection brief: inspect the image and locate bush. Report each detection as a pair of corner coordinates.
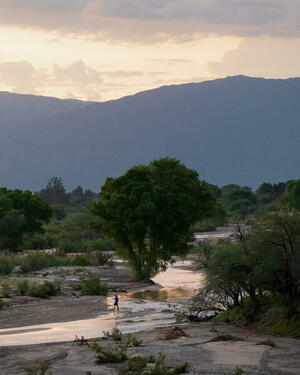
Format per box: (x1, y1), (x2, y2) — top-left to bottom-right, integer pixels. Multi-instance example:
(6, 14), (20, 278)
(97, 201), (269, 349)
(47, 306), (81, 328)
(1, 283), (11, 298)
(18, 280), (60, 299)
(91, 343), (127, 364)
(24, 362), (51, 375)
(103, 327), (122, 341)
(119, 356), (149, 374)
(89, 250), (113, 266)
(0, 299), (6, 309)
(72, 254), (90, 267)
(0, 256), (13, 275)
(28, 281), (60, 299)
(17, 280), (29, 296)
(125, 333), (143, 347)
(79, 275), (108, 296)
(18, 252), (68, 273)
(173, 362), (189, 374)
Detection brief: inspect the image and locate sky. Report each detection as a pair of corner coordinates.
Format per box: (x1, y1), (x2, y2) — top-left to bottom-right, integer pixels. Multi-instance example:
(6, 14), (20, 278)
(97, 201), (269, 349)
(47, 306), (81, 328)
(0, 0), (300, 102)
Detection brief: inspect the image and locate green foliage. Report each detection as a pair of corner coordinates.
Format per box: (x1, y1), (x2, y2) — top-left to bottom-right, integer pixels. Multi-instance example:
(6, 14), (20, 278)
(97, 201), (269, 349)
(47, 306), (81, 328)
(119, 356), (149, 374)
(91, 343), (128, 364)
(0, 299), (6, 309)
(41, 206), (114, 254)
(92, 157), (216, 280)
(272, 314), (300, 336)
(221, 187), (256, 220)
(38, 177), (68, 205)
(17, 279), (29, 296)
(0, 255), (13, 275)
(103, 328), (123, 341)
(24, 363), (51, 375)
(125, 333), (143, 347)
(19, 252), (69, 273)
(72, 254), (90, 267)
(79, 275), (108, 295)
(285, 179), (300, 209)
(192, 241), (214, 269)
(233, 367), (244, 375)
(0, 188), (52, 251)
(1, 283), (11, 298)
(172, 362), (189, 374)
(17, 280), (59, 299)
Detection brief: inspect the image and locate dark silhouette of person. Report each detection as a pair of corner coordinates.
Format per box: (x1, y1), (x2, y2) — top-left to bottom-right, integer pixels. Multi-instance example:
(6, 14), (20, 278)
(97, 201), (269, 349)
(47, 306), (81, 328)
(114, 295), (119, 312)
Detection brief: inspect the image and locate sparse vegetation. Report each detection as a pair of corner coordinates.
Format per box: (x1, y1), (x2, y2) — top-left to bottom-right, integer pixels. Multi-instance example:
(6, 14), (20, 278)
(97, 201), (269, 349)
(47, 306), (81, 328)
(17, 280), (60, 299)
(0, 255), (14, 275)
(79, 275), (108, 295)
(24, 363), (52, 375)
(91, 343), (128, 364)
(103, 327), (123, 341)
(161, 327), (187, 340)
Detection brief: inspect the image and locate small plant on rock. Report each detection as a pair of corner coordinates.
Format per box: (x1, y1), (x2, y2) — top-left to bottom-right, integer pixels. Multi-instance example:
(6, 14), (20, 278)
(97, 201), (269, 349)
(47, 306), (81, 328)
(103, 327), (123, 341)
(91, 343), (128, 364)
(24, 362), (52, 375)
(125, 333), (143, 347)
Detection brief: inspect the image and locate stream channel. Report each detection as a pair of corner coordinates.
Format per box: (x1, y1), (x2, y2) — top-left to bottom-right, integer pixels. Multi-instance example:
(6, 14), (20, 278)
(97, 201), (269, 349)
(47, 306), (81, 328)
(0, 227), (235, 347)
(0, 262), (204, 347)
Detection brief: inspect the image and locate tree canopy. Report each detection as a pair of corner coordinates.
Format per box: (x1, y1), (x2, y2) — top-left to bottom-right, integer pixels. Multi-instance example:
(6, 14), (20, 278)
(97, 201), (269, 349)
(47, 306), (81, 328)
(0, 188), (52, 251)
(92, 157), (216, 280)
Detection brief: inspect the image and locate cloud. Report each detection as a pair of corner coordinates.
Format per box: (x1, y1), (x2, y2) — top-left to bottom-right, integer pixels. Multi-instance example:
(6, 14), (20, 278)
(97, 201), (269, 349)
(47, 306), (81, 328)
(209, 37), (300, 78)
(0, 61), (39, 93)
(0, 59), (167, 101)
(103, 70), (145, 78)
(0, 1), (300, 42)
(0, 60), (104, 100)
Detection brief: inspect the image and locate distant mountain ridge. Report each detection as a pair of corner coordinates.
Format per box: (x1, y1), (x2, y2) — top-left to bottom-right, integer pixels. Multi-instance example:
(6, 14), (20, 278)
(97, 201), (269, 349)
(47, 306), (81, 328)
(1, 75), (299, 191)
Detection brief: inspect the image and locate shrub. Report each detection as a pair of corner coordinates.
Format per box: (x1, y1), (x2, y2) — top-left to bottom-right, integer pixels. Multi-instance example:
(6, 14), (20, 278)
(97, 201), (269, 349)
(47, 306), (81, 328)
(72, 254), (90, 267)
(125, 333), (143, 347)
(89, 250), (113, 266)
(19, 252), (70, 273)
(0, 256), (13, 275)
(17, 280), (30, 296)
(162, 327), (186, 340)
(119, 356), (149, 374)
(91, 343), (127, 364)
(0, 299), (6, 309)
(20, 281), (60, 299)
(173, 362), (189, 374)
(24, 362), (51, 375)
(1, 283), (11, 298)
(103, 327), (123, 341)
(272, 314), (300, 336)
(79, 275), (108, 295)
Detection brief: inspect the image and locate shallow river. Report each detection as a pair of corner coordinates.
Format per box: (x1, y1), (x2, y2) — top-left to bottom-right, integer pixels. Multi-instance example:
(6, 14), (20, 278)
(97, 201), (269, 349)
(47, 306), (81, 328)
(0, 262), (204, 347)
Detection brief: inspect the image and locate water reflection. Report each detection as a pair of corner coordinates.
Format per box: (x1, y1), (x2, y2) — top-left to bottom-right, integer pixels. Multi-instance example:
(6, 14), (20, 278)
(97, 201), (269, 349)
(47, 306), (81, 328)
(129, 287), (192, 301)
(0, 262), (203, 347)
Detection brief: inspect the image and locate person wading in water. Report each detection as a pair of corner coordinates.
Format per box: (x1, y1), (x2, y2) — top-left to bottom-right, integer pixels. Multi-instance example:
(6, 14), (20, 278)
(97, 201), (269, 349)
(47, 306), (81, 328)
(114, 295), (119, 312)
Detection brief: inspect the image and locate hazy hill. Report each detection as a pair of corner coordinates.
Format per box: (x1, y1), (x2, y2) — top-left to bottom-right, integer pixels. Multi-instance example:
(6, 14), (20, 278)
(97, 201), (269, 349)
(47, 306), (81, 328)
(1, 75), (299, 191)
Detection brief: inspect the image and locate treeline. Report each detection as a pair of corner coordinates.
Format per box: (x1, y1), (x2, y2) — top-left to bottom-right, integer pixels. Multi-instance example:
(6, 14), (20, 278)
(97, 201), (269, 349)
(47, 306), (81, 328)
(37, 177), (97, 207)
(196, 179), (300, 231)
(0, 177), (113, 253)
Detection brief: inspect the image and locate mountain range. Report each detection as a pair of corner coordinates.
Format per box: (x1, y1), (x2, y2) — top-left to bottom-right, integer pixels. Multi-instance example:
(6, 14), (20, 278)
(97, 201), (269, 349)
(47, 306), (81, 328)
(1, 75), (299, 191)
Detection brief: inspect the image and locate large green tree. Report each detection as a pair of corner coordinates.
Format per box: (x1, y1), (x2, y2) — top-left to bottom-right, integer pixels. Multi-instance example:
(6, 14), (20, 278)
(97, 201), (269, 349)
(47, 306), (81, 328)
(92, 157), (216, 280)
(0, 188), (52, 251)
